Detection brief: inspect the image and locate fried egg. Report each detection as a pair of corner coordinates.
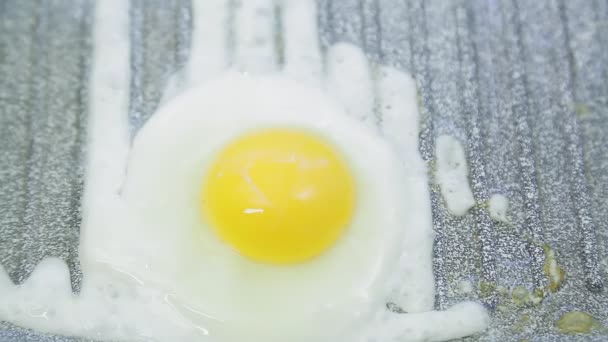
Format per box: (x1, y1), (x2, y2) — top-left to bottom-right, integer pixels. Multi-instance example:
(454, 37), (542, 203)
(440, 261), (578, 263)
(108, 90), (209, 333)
(0, 0), (490, 340)
(117, 72), (409, 341)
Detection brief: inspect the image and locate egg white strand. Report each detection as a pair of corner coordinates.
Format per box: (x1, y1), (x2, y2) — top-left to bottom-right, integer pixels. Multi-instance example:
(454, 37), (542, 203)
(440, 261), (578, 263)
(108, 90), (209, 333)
(325, 43), (377, 130)
(79, 0), (131, 271)
(161, 0), (230, 103)
(233, 0), (279, 73)
(435, 135), (476, 216)
(0, 0), (131, 336)
(186, 0), (230, 85)
(281, 0), (323, 86)
(367, 302), (490, 342)
(377, 66), (435, 313)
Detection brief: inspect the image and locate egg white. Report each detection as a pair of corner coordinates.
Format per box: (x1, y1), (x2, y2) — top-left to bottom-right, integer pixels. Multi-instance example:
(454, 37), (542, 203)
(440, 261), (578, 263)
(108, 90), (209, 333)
(113, 72), (410, 341)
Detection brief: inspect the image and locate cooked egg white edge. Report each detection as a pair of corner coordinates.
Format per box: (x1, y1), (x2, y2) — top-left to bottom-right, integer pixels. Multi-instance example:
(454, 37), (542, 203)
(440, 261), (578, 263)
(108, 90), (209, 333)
(377, 66), (435, 314)
(0, 0), (489, 341)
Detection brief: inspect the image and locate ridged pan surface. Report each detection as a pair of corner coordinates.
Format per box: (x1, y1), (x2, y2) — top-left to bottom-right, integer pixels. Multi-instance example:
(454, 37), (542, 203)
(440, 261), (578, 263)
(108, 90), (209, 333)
(0, 0), (607, 340)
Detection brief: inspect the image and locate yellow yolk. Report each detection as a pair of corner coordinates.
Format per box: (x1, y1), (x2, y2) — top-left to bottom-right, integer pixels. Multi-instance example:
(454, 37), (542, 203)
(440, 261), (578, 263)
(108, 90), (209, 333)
(202, 129), (356, 264)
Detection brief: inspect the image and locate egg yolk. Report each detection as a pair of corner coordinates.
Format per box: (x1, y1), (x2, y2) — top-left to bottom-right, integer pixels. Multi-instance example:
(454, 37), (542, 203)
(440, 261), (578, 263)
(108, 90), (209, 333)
(202, 129), (356, 264)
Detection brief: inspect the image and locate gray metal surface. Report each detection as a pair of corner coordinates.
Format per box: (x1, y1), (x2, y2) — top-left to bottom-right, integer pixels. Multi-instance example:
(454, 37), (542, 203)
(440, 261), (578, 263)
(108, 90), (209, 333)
(1, 0), (607, 341)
